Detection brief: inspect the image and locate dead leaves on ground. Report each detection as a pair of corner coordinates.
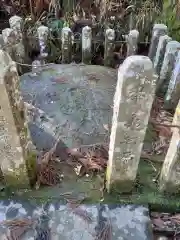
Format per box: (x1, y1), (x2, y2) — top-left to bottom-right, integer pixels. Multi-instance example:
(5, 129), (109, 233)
(36, 138), (67, 188)
(1, 218), (34, 239)
(36, 140), (108, 187)
(70, 206), (93, 224)
(36, 161), (63, 188)
(67, 199), (112, 240)
(95, 221), (112, 240)
(151, 212), (180, 238)
(68, 145), (108, 176)
(36, 96), (176, 187)
(146, 97), (174, 156)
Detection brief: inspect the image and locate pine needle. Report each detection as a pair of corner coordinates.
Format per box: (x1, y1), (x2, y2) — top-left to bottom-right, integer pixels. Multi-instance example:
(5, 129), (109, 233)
(95, 220), (112, 240)
(2, 218), (34, 240)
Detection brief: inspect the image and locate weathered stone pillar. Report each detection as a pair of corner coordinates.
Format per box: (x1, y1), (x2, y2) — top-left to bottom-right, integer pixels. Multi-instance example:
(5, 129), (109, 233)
(37, 25), (49, 63)
(9, 15), (23, 39)
(164, 51), (180, 109)
(0, 34), (4, 49)
(82, 26), (92, 64)
(157, 41), (180, 94)
(0, 50), (35, 188)
(9, 15), (26, 74)
(104, 28), (115, 67)
(31, 60), (42, 77)
(61, 27), (72, 63)
(148, 24), (168, 62)
(2, 28), (16, 58)
(159, 99), (180, 193)
(106, 55), (157, 193)
(126, 30), (139, 57)
(154, 35), (172, 76)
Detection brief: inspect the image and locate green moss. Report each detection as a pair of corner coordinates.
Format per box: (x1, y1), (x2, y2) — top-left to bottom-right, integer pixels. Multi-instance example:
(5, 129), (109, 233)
(2, 151), (37, 192)
(2, 153), (180, 213)
(25, 152), (38, 187)
(4, 163), (30, 191)
(107, 180), (134, 194)
(24, 126), (28, 138)
(104, 160), (180, 211)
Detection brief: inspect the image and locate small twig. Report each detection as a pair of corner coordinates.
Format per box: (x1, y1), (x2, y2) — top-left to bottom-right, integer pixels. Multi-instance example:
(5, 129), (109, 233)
(141, 151), (164, 163)
(29, 0), (34, 20)
(41, 136), (62, 164)
(144, 158), (157, 172)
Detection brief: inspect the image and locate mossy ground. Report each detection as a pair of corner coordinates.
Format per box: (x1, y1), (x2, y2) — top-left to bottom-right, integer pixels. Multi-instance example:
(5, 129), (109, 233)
(1, 124), (180, 213)
(1, 158), (180, 213)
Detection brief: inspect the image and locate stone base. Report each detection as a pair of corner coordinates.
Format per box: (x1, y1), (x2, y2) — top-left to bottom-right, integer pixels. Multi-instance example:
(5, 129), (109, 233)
(0, 200), (153, 240)
(3, 167), (30, 190)
(159, 180), (180, 195)
(107, 179), (135, 194)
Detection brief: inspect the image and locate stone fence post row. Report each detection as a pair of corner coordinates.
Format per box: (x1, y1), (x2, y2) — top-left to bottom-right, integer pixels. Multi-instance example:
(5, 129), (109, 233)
(147, 23), (180, 194)
(149, 23), (180, 107)
(2, 16), (180, 194)
(0, 15), (141, 68)
(106, 22), (180, 194)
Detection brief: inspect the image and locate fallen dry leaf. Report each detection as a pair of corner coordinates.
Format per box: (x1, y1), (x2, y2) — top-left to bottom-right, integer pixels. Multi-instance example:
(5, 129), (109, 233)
(152, 218), (165, 228)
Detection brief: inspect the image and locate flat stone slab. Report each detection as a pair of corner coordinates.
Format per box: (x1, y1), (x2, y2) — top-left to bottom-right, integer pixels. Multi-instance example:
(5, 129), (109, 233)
(20, 64), (117, 151)
(0, 200), (152, 239)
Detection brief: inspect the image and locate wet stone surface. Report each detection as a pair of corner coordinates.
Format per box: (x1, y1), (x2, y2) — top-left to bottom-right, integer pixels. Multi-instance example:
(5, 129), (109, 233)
(20, 64), (117, 151)
(0, 201), (152, 239)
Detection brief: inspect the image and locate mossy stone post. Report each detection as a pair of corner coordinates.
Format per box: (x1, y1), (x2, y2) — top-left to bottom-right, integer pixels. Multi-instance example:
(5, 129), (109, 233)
(159, 99), (180, 193)
(164, 51), (180, 109)
(9, 15), (26, 74)
(37, 25), (49, 64)
(126, 30), (139, 57)
(148, 24), (168, 63)
(106, 55), (157, 193)
(157, 41), (180, 94)
(61, 27), (72, 63)
(0, 50), (34, 188)
(104, 28), (115, 67)
(82, 26), (92, 64)
(154, 35), (172, 76)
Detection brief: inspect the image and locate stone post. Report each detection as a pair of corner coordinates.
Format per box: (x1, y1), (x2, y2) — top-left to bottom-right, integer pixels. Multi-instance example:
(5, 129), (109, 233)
(104, 28), (115, 67)
(157, 41), (180, 94)
(0, 50), (35, 188)
(82, 26), (92, 64)
(106, 55), (157, 193)
(61, 27), (72, 63)
(2, 28), (16, 58)
(37, 25), (49, 64)
(9, 15), (23, 39)
(9, 15), (26, 74)
(154, 35), (172, 76)
(164, 51), (180, 109)
(159, 99), (180, 193)
(148, 24), (168, 63)
(0, 34), (4, 49)
(126, 30), (139, 57)
(31, 60), (42, 77)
